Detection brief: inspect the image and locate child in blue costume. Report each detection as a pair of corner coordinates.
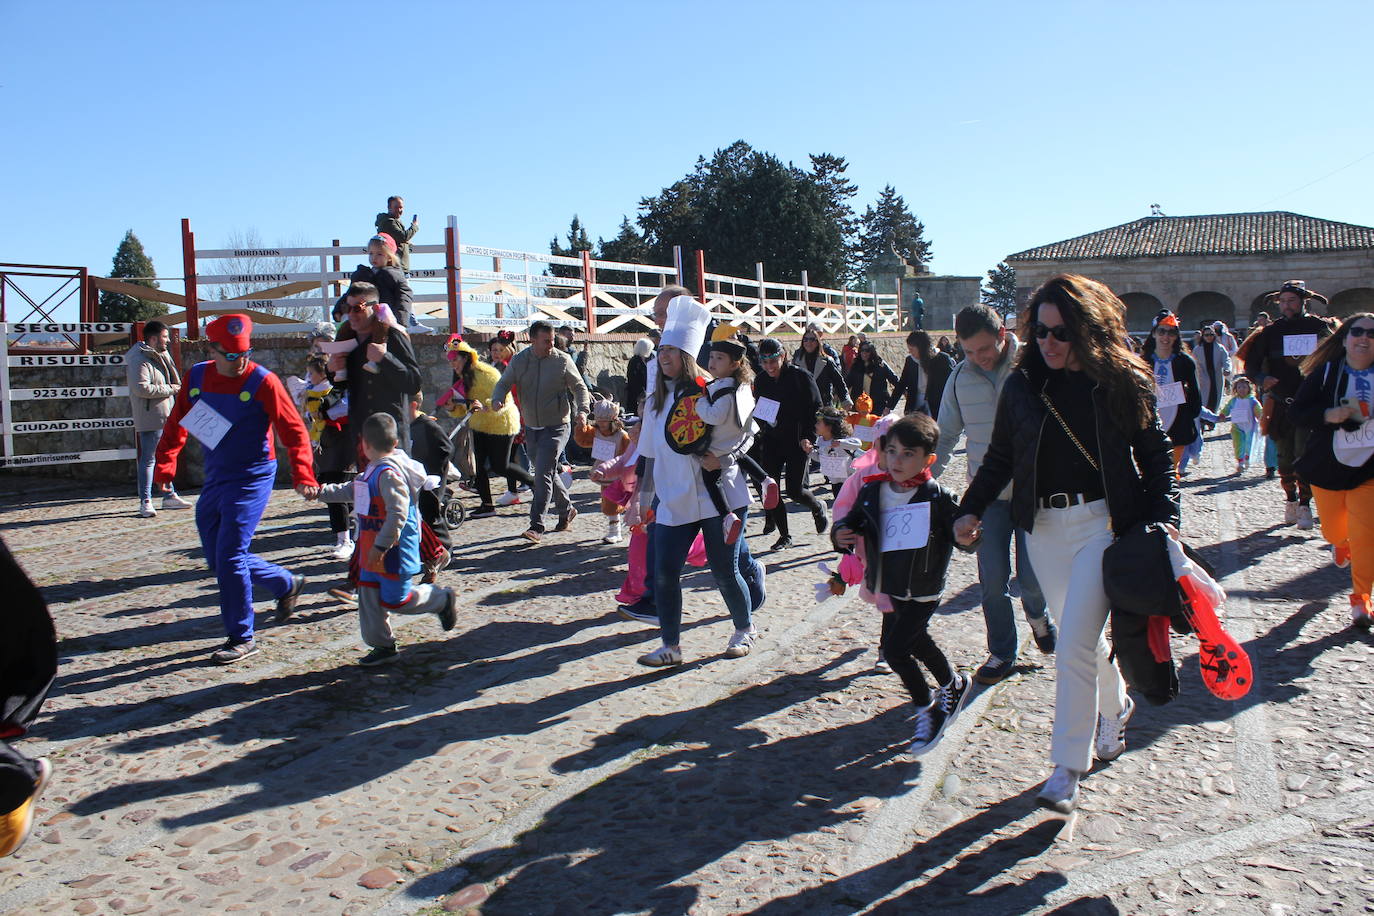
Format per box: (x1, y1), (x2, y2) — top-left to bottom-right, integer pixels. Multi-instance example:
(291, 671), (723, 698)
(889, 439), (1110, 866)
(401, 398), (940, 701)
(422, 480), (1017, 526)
(155, 315), (317, 665)
(315, 412), (457, 666)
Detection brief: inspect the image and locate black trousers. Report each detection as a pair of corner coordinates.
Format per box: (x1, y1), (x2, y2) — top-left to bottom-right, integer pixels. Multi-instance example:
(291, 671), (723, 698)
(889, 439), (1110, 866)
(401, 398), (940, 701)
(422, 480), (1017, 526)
(0, 741), (40, 813)
(880, 598), (952, 707)
(757, 442), (822, 537)
(318, 470), (351, 533)
(472, 431), (535, 508)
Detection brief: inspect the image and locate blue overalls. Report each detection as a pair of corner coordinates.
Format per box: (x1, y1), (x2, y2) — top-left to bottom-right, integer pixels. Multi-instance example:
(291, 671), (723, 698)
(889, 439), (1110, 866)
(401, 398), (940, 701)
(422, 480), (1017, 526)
(355, 460), (422, 607)
(186, 362), (294, 644)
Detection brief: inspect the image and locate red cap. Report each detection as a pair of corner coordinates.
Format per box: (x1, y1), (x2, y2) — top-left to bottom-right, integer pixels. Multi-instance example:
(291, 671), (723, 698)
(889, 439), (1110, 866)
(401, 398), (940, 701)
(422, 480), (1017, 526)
(1156, 313), (1180, 329)
(206, 314), (253, 352)
(370, 233), (397, 255)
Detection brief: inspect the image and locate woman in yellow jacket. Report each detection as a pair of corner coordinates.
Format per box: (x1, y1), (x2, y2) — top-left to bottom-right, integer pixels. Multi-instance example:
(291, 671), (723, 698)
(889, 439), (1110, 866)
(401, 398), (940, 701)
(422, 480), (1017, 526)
(437, 336), (534, 518)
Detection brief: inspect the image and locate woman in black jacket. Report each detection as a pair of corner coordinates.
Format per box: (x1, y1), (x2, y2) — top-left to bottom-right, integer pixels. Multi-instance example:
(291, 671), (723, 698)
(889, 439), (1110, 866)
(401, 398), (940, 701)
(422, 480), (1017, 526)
(1293, 312), (1374, 629)
(794, 331), (851, 407)
(752, 338), (826, 549)
(895, 330), (957, 417)
(1141, 312), (1202, 478)
(846, 342), (901, 415)
(954, 273), (1179, 815)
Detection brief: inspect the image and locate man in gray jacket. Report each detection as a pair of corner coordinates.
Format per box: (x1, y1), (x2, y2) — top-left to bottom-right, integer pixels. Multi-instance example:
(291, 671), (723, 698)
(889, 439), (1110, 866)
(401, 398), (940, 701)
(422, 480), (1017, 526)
(491, 320), (589, 543)
(934, 305), (1054, 684)
(125, 320), (191, 517)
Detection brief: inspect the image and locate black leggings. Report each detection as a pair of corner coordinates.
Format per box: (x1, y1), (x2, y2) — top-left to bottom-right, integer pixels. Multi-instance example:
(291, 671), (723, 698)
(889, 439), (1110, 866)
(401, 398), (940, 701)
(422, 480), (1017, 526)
(318, 470), (351, 533)
(472, 431), (535, 508)
(756, 442), (822, 537)
(880, 598), (952, 707)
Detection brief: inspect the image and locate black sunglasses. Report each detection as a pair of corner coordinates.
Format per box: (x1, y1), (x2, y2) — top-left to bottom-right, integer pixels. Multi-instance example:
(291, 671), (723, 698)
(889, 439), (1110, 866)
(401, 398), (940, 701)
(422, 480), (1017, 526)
(1349, 326), (1374, 338)
(211, 344), (253, 362)
(1032, 322), (1072, 343)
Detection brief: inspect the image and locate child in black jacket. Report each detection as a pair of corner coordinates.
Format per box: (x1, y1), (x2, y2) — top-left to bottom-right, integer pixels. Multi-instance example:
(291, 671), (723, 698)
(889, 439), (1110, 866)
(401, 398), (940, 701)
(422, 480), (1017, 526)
(832, 413), (972, 756)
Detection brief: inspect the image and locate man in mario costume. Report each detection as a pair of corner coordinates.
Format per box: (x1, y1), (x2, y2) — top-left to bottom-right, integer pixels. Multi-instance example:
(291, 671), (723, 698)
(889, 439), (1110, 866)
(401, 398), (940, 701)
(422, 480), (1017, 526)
(155, 314), (318, 664)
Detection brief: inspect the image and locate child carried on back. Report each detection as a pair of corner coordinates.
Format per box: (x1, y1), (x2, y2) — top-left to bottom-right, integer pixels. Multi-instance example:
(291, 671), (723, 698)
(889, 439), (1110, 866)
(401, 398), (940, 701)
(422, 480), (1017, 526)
(830, 413), (972, 757)
(313, 412), (456, 666)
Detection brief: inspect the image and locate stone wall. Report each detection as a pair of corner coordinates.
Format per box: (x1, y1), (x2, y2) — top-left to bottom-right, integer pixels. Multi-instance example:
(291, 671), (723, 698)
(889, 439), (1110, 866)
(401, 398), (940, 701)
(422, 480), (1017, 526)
(3, 329), (924, 485)
(900, 275), (982, 332)
(1008, 249), (1374, 331)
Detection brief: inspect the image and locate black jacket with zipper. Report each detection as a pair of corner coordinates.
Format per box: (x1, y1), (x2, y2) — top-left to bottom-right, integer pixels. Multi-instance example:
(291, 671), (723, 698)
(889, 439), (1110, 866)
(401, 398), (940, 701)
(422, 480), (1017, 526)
(958, 368), (1180, 536)
(1292, 360), (1374, 491)
(833, 478), (961, 599)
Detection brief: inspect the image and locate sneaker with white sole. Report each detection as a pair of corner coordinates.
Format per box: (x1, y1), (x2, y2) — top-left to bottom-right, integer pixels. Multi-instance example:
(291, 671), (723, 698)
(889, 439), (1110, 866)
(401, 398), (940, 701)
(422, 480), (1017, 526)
(974, 654), (1014, 685)
(331, 536), (355, 561)
(908, 703), (945, 757)
(637, 644), (683, 668)
(498, 491), (522, 507)
(1036, 765), (1080, 813)
(603, 518), (623, 544)
(210, 640), (259, 665)
(1351, 595), (1374, 630)
(1095, 694), (1135, 761)
(161, 493), (192, 510)
(725, 627), (757, 658)
(1029, 614), (1057, 654)
(1284, 501), (1299, 525)
(1296, 504), (1314, 531)
(138, 500), (157, 519)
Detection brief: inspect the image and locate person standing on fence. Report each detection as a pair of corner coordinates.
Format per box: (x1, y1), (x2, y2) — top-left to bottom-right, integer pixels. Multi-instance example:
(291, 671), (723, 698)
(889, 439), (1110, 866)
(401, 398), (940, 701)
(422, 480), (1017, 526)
(332, 235), (415, 338)
(154, 315), (316, 665)
(491, 320), (589, 544)
(374, 196), (419, 273)
(126, 320), (192, 518)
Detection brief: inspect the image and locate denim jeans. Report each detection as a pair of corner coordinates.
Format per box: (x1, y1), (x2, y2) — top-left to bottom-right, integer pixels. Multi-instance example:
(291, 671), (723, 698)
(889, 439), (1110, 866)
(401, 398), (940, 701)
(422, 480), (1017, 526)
(653, 509), (752, 646)
(977, 498), (1047, 661)
(136, 430), (176, 502)
(525, 423), (571, 532)
(642, 503), (765, 614)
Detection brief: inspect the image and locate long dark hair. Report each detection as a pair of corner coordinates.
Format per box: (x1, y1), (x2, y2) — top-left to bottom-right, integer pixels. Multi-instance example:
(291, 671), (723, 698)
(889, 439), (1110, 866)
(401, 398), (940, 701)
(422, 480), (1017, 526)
(651, 348), (702, 413)
(1017, 274), (1155, 431)
(1301, 312), (1374, 375)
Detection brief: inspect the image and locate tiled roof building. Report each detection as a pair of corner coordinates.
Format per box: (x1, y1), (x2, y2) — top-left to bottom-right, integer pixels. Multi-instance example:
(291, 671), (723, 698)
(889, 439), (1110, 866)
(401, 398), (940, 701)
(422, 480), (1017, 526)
(1006, 210), (1374, 331)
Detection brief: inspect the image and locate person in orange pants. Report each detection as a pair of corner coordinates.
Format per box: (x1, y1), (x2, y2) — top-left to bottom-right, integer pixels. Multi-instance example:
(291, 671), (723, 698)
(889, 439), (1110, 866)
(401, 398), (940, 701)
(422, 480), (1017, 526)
(1290, 312), (1374, 628)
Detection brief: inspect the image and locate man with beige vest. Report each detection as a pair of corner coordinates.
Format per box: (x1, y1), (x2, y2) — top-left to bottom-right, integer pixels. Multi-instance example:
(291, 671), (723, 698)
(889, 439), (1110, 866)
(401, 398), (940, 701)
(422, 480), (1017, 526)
(125, 320), (191, 518)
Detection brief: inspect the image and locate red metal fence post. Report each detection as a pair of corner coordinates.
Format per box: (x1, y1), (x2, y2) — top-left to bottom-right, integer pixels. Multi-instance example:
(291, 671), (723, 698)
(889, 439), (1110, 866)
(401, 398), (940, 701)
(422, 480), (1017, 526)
(181, 218), (199, 339)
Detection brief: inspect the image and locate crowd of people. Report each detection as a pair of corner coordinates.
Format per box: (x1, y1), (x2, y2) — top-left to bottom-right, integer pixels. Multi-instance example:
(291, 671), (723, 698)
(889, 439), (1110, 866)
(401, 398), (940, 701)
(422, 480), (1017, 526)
(7, 204), (1370, 859)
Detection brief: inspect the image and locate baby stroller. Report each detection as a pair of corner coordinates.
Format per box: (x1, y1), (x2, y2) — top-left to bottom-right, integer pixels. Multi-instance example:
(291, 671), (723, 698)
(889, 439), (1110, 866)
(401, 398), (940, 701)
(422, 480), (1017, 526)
(439, 402), (472, 531)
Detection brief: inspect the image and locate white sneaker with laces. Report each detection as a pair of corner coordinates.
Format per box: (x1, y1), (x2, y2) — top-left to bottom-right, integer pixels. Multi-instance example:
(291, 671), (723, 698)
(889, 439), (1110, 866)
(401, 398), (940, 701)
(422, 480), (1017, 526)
(332, 535), (354, 561)
(498, 490), (521, 507)
(1296, 504), (1314, 531)
(637, 644), (683, 668)
(161, 493), (192, 510)
(1095, 694), (1135, 761)
(1037, 765), (1080, 813)
(138, 499), (157, 519)
(1284, 501), (1299, 525)
(725, 626), (757, 658)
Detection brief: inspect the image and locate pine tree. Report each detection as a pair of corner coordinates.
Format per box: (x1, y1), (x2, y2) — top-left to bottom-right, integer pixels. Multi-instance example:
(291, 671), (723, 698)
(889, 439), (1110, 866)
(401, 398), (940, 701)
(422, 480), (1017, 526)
(547, 215), (593, 282)
(857, 185), (932, 277)
(99, 230), (164, 321)
(597, 216), (649, 265)
(982, 261), (1018, 316)
(809, 153), (861, 284)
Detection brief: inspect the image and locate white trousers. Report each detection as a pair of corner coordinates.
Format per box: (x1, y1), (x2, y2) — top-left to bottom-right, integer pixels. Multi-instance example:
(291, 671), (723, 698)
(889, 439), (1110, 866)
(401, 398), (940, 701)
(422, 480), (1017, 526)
(1026, 499), (1128, 772)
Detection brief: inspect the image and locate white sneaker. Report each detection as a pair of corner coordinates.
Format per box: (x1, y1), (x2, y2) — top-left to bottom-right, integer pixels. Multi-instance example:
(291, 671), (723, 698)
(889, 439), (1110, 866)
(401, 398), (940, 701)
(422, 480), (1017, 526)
(637, 644), (683, 668)
(138, 499), (157, 518)
(602, 519), (623, 544)
(498, 490), (522, 507)
(331, 536), (354, 561)
(161, 493), (192, 510)
(725, 626), (757, 658)
(1296, 505), (1314, 531)
(1037, 765), (1080, 813)
(1095, 694), (1135, 761)
(1284, 501), (1298, 525)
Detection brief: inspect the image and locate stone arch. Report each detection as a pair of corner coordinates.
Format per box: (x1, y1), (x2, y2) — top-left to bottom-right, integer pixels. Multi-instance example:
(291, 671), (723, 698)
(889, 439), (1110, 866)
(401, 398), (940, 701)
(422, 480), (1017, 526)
(1329, 287), (1374, 319)
(1120, 292), (1164, 332)
(1177, 291), (1235, 334)
(1250, 292), (1277, 325)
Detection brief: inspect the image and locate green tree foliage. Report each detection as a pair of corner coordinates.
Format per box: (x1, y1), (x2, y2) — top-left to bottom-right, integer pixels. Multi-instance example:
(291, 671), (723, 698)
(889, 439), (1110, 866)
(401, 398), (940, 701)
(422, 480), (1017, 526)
(597, 216), (650, 265)
(547, 215), (593, 282)
(637, 140), (846, 288)
(99, 230), (164, 321)
(808, 153), (861, 285)
(982, 261), (1018, 316)
(857, 185), (932, 277)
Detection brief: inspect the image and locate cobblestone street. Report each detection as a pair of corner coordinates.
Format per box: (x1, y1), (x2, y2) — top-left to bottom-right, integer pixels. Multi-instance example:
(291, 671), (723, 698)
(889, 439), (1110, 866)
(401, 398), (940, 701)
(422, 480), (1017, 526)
(1, 432), (1372, 915)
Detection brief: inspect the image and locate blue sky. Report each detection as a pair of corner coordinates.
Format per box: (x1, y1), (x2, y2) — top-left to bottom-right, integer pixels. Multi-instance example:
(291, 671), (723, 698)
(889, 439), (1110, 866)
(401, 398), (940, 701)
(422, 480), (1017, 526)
(5, 0), (1373, 320)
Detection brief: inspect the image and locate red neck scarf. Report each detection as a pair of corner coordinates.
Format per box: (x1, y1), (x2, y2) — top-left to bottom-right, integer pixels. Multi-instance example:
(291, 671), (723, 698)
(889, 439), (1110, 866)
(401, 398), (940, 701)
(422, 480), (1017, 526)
(863, 469), (932, 490)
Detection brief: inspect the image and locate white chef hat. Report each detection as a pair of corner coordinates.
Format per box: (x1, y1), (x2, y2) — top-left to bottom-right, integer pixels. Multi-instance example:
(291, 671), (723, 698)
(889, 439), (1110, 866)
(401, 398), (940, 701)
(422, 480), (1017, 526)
(660, 295), (710, 358)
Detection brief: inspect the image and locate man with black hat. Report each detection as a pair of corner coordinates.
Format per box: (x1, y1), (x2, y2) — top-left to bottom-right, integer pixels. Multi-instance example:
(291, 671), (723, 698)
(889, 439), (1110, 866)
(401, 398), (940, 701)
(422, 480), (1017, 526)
(1249, 280), (1332, 529)
(753, 337), (826, 549)
(156, 314), (318, 664)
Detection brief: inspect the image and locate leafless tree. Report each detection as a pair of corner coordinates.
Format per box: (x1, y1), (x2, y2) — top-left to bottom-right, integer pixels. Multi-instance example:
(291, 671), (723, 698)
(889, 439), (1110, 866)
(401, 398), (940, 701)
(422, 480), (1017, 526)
(207, 228), (323, 322)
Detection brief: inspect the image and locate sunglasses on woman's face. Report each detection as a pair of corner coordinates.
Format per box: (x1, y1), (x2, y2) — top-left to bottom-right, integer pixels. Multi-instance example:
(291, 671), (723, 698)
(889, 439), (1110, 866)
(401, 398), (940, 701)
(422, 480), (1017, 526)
(1032, 322), (1072, 342)
(1348, 326), (1374, 338)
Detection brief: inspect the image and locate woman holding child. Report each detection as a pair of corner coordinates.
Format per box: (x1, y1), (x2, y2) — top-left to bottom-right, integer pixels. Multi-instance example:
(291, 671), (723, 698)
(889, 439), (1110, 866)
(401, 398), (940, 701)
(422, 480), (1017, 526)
(954, 274), (1179, 814)
(635, 297), (757, 667)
